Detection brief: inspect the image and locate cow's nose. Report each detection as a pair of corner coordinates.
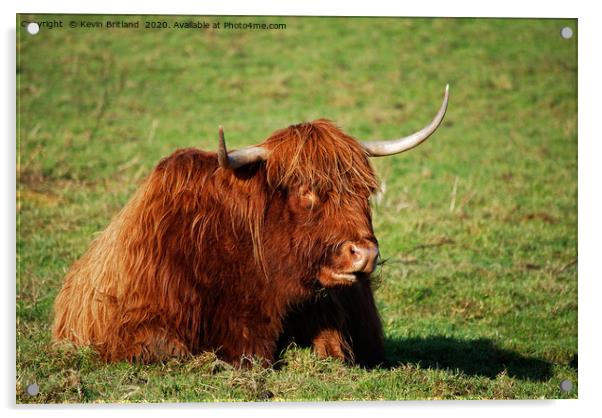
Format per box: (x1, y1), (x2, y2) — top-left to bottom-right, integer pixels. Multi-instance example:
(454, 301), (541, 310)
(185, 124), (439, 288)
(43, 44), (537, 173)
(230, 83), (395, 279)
(344, 240), (379, 274)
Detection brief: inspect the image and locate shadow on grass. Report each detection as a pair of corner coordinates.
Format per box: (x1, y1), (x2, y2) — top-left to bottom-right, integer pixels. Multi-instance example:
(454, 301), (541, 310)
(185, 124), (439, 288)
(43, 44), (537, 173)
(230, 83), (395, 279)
(384, 336), (553, 381)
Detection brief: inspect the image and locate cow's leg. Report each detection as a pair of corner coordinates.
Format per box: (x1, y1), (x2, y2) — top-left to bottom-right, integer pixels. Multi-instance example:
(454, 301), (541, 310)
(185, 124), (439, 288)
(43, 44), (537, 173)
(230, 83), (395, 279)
(100, 318), (191, 363)
(216, 329), (279, 368)
(277, 293), (350, 363)
(311, 328), (348, 361)
(132, 330), (191, 362)
(278, 280), (385, 368)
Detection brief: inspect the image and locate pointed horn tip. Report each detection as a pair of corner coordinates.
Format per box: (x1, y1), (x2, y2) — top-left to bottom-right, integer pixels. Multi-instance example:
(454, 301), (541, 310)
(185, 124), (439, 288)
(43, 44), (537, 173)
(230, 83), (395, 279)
(361, 83), (450, 157)
(218, 125), (224, 133)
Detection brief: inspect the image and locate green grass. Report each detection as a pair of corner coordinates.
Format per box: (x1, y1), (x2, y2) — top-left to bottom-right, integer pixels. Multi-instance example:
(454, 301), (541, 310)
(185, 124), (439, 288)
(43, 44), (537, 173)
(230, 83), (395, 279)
(16, 15), (577, 402)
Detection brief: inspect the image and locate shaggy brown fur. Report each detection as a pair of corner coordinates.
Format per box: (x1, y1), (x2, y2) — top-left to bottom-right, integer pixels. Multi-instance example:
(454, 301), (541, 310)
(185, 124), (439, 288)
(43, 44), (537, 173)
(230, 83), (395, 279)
(52, 119), (385, 366)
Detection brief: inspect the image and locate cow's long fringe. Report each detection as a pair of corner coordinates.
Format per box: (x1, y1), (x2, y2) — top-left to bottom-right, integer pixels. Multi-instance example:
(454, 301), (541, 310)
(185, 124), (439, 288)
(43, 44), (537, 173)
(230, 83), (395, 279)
(264, 119), (379, 201)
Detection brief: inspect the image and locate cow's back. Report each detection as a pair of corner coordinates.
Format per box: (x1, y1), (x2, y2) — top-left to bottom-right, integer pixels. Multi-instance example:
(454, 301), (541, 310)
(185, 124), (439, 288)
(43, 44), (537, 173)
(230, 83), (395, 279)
(52, 149), (219, 361)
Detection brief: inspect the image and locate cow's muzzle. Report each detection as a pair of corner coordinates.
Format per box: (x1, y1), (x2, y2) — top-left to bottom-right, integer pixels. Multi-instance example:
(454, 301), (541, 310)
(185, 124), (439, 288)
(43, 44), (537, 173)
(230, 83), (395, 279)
(318, 239), (379, 287)
(342, 239), (379, 275)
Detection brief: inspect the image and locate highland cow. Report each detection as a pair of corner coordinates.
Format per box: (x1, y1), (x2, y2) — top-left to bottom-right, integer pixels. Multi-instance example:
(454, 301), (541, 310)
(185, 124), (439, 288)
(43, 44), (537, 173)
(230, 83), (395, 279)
(52, 85), (449, 367)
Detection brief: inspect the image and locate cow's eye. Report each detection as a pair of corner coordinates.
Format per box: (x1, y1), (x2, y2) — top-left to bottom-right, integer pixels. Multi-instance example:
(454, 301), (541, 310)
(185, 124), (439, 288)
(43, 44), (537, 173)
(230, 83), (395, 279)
(298, 186), (319, 210)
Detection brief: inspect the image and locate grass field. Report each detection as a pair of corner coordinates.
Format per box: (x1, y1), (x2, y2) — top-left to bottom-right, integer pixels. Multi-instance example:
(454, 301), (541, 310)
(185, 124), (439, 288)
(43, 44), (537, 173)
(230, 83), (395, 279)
(16, 15), (577, 402)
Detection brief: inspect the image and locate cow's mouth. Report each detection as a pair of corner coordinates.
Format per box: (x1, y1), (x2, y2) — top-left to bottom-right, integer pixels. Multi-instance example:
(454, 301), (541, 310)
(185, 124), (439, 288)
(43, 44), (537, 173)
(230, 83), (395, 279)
(330, 271), (357, 283)
(317, 267), (358, 287)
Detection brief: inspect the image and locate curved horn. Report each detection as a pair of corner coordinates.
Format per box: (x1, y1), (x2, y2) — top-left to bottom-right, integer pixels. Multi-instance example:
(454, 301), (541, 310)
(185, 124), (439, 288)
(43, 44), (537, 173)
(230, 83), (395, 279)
(218, 125), (269, 169)
(362, 84), (449, 157)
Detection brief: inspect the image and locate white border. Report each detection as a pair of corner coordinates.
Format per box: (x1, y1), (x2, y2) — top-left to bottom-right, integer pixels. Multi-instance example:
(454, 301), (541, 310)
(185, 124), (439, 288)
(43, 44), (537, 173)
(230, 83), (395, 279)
(5, 0), (584, 17)
(4, 1), (600, 418)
